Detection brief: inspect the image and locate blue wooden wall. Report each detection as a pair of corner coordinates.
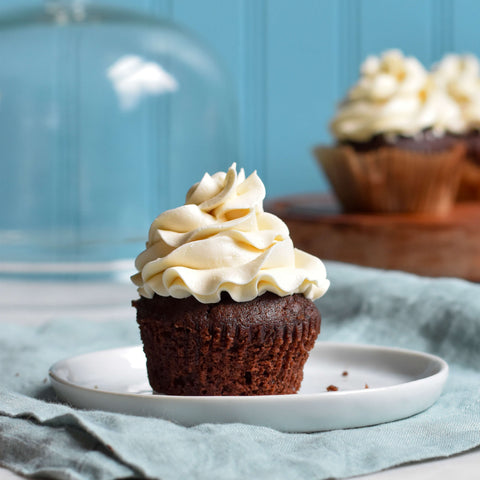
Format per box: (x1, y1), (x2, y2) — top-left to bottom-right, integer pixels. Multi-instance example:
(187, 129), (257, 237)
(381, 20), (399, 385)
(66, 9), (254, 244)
(3, 0), (480, 201)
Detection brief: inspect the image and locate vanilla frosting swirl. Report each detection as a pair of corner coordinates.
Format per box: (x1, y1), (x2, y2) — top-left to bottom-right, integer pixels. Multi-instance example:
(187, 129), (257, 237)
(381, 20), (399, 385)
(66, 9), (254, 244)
(132, 164), (329, 303)
(331, 49), (464, 142)
(432, 54), (480, 130)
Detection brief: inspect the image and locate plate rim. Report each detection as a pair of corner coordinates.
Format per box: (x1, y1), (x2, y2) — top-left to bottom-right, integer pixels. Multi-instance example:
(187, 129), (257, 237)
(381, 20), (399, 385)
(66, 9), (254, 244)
(48, 341), (449, 401)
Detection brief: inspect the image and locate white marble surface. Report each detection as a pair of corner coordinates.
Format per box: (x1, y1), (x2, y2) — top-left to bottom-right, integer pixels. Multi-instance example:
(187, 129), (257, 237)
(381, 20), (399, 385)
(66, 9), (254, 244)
(0, 278), (478, 479)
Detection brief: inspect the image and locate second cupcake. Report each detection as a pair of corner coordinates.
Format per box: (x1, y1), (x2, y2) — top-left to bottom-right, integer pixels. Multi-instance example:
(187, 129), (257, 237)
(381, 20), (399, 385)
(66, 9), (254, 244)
(315, 49), (465, 214)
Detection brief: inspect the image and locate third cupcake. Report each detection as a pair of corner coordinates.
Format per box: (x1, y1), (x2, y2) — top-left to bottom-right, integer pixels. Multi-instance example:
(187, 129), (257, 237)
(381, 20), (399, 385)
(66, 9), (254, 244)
(432, 53), (480, 201)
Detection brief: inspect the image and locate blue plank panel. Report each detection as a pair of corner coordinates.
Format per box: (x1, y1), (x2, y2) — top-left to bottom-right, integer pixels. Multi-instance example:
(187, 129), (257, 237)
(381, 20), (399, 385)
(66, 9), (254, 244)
(0, 1), (41, 12)
(452, 0), (480, 59)
(265, 0), (337, 199)
(337, 0), (361, 101)
(239, 0), (267, 178)
(430, 0), (454, 63)
(91, 0), (151, 13)
(171, 0), (241, 84)
(359, 0), (434, 67)
(168, 0), (242, 206)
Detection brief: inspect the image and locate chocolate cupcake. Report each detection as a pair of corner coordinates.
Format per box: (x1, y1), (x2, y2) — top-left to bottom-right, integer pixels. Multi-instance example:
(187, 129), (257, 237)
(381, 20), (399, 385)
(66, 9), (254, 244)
(314, 49), (465, 214)
(131, 164), (329, 396)
(432, 54), (480, 201)
(133, 292), (321, 396)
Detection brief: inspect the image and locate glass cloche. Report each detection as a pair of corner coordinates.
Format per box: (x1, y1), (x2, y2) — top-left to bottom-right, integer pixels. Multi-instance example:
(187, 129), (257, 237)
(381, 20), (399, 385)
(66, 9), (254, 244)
(0, 0), (238, 279)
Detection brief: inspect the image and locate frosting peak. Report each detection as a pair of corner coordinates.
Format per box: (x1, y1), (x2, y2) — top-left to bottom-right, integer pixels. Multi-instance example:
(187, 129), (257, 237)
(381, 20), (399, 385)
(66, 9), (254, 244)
(185, 164), (265, 221)
(132, 164), (329, 303)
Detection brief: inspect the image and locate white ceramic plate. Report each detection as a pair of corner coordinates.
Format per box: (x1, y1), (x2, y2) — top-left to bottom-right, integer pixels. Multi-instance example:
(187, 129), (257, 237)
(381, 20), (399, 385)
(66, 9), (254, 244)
(49, 342), (448, 433)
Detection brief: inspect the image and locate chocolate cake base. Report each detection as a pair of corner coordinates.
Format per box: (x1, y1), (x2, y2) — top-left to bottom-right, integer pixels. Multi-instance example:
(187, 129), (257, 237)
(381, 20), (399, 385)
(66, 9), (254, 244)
(341, 129), (459, 153)
(132, 292), (321, 396)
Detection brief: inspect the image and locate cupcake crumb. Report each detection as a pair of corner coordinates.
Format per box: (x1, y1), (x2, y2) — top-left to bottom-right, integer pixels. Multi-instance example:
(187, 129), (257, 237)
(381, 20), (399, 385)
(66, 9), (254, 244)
(342, 370), (348, 376)
(326, 385), (338, 392)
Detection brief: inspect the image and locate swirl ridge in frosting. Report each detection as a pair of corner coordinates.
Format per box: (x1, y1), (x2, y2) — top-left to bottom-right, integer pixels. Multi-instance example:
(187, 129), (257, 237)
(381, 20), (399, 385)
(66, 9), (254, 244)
(132, 164), (329, 303)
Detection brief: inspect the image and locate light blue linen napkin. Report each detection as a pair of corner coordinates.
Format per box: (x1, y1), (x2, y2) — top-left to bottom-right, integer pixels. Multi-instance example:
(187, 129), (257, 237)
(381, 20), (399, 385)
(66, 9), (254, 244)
(1, 262), (480, 480)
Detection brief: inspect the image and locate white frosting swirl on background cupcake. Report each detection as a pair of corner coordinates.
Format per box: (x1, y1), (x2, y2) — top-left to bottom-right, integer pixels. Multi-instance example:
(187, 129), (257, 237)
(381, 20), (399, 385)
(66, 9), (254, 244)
(132, 164), (330, 303)
(331, 49), (464, 142)
(432, 54), (480, 131)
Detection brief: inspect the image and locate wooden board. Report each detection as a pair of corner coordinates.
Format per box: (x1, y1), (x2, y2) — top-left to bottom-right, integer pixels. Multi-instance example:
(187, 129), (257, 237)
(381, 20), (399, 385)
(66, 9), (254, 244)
(267, 194), (480, 281)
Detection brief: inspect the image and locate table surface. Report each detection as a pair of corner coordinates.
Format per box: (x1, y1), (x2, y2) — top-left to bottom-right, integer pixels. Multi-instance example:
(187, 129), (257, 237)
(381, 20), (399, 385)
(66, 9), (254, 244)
(0, 278), (478, 480)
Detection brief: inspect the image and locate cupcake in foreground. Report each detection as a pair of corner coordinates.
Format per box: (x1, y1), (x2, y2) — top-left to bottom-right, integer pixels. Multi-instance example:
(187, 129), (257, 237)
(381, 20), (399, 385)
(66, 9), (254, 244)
(314, 49), (465, 214)
(131, 164), (329, 396)
(432, 54), (480, 201)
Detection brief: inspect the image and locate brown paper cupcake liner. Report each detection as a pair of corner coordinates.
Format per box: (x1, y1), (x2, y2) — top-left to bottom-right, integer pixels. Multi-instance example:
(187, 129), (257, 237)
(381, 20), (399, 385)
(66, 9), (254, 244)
(314, 143), (465, 214)
(133, 293), (321, 396)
